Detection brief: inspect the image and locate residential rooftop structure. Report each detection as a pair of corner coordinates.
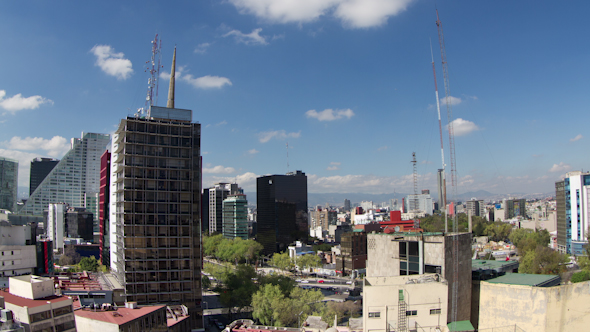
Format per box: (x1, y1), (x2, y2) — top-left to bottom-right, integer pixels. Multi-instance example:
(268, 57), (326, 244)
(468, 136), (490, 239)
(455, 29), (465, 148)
(478, 275), (590, 331)
(0, 275), (76, 332)
(20, 132), (110, 217)
(365, 231), (472, 328)
(109, 48), (203, 329)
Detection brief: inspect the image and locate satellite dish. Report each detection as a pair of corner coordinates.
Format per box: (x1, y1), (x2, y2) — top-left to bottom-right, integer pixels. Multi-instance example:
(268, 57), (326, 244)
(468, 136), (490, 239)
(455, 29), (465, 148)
(394, 226), (400, 232)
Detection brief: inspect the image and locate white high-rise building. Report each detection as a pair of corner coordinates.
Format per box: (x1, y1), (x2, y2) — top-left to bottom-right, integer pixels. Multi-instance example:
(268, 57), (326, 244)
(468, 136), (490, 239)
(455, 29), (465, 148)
(47, 203), (67, 252)
(20, 133), (110, 217)
(208, 183), (240, 234)
(405, 193), (434, 215)
(556, 171), (590, 255)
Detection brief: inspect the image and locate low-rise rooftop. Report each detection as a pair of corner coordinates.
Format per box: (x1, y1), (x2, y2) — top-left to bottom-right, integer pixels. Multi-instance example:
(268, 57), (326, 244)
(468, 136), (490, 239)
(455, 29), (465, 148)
(73, 301), (165, 326)
(485, 273), (560, 287)
(0, 289), (72, 308)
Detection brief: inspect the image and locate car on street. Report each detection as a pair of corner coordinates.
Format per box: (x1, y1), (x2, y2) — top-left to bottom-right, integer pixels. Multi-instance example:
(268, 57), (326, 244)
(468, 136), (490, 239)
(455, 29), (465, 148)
(318, 280), (324, 283)
(300, 280), (309, 283)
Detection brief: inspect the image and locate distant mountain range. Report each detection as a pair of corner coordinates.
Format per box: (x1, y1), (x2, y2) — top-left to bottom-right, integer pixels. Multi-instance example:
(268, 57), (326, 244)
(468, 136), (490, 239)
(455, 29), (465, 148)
(245, 190), (554, 208)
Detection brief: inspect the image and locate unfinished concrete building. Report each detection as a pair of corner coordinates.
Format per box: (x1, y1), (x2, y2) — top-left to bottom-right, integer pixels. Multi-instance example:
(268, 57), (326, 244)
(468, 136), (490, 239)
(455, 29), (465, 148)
(364, 232), (472, 329)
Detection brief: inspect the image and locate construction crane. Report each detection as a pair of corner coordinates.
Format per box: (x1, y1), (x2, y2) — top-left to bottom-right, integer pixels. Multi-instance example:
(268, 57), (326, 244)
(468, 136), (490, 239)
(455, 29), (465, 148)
(436, 9), (460, 325)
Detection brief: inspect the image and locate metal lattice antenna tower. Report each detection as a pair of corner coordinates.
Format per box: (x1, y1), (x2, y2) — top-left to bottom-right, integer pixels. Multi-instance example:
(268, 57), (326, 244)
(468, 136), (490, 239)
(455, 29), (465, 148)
(436, 9), (459, 324)
(146, 34), (162, 108)
(412, 152), (418, 211)
(430, 39), (448, 232)
(286, 142), (289, 173)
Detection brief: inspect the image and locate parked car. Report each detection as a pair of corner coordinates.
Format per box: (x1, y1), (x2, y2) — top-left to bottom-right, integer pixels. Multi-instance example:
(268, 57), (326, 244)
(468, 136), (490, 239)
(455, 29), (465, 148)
(300, 280), (309, 283)
(318, 280), (325, 283)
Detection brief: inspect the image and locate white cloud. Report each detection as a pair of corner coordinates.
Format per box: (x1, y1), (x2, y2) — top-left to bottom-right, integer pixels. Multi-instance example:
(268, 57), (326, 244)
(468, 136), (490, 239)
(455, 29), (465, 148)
(228, 0), (413, 28)
(334, 0), (414, 28)
(421, 160), (433, 165)
(570, 134), (583, 142)
(327, 161), (341, 171)
(216, 121), (228, 126)
(4, 136), (70, 157)
(203, 172), (258, 191)
(248, 149), (259, 154)
(440, 96), (462, 106)
(448, 118), (479, 136)
(306, 108), (355, 121)
(377, 146), (388, 151)
(258, 130), (301, 143)
(194, 43), (211, 54)
(549, 162), (571, 173)
(203, 165), (236, 174)
(182, 75), (232, 89)
(0, 90), (53, 113)
(90, 45), (133, 80)
(223, 28), (268, 45)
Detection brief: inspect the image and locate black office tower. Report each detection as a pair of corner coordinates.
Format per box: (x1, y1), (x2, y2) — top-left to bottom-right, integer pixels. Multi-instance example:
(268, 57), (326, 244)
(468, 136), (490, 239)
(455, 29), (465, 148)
(29, 157), (59, 196)
(257, 170), (308, 255)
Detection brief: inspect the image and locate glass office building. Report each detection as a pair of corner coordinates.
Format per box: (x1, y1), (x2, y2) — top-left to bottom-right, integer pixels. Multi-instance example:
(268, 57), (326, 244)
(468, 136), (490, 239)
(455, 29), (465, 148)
(0, 156), (18, 212)
(20, 133), (110, 217)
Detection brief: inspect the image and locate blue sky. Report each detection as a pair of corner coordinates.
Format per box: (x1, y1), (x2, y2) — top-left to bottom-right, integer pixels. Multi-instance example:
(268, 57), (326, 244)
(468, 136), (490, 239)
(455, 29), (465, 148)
(1, 1), (588, 197)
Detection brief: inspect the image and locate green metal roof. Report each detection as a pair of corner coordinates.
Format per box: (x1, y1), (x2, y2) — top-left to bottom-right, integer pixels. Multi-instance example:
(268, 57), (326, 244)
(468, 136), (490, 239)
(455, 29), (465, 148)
(472, 259), (518, 270)
(486, 273), (560, 287)
(447, 320), (475, 331)
(353, 229), (364, 232)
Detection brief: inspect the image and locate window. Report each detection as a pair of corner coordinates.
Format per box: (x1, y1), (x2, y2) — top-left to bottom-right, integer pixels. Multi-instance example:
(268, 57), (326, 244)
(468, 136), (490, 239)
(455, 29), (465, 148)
(406, 310), (417, 316)
(430, 309), (441, 315)
(368, 312), (381, 318)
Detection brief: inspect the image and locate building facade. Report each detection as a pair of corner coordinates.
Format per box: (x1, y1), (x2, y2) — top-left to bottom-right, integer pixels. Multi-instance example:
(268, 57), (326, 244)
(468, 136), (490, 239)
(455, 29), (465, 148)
(466, 199), (485, 217)
(404, 193), (433, 215)
(366, 232), (472, 324)
(256, 171), (308, 255)
(0, 157), (18, 212)
(555, 171), (590, 255)
(0, 222), (36, 283)
(65, 208), (93, 242)
(503, 198), (526, 220)
(99, 151), (111, 266)
(21, 133), (110, 217)
(109, 50), (202, 328)
(29, 158), (59, 197)
(208, 183), (240, 234)
(47, 203), (67, 253)
(222, 194), (248, 240)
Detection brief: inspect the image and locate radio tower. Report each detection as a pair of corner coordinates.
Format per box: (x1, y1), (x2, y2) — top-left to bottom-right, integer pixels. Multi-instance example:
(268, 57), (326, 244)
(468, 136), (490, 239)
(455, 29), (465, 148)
(143, 34), (162, 115)
(430, 40), (448, 232)
(411, 152), (418, 211)
(436, 9), (460, 326)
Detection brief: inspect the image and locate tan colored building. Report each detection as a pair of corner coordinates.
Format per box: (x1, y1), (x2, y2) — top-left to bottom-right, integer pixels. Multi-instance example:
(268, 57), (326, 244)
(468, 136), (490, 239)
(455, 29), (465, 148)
(74, 302), (167, 332)
(363, 274), (448, 332)
(1, 275), (76, 332)
(479, 276), (590, 331)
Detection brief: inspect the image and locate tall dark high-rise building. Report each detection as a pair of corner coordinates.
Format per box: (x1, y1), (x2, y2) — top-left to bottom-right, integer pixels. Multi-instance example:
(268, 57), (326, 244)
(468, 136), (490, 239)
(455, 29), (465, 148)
(109, 48), (203, 329)
(256, 170), (308, 255)
(29, 157), (59, 196)
(0, 156), (18, 212)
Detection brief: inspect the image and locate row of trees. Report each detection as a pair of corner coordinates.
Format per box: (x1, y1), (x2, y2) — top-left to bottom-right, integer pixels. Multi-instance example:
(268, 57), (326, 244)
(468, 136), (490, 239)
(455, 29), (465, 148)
(203, 263), (360, 326)
(420, 213), (513, 242)
(203, 234), (263, 264)
(269, 252), (322, 273)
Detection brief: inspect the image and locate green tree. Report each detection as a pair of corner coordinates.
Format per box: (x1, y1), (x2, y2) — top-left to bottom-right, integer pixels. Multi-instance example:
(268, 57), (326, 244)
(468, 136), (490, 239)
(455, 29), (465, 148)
(203, 234), (225, 257)
(270, 252), (294, 273)
(252, 285), (325, 327)
(252, 284), (285, 326)
(571, 270), (590, 283)
(483, 222), (512, 242)
(297, 254), (322, 272)
(322, 301), (362, 325)
(202, 274), (212, 290)
(216, 264), (260, 318)
(259, 274), (296, 297)
(313, 243), (333, 252)
(59, 245), (81, 266)
(78, 256), (99, 272)
(519, 246), (567, 275)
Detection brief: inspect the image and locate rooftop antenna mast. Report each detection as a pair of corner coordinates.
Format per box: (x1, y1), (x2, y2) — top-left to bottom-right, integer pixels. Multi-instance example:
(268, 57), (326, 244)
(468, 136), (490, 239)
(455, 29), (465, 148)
(411, 152), (418, 211)
(430, 39), (448, 232)
(145, 34), (162, 111)
(436, 9), (459, 326)
(286, 142), (290, 173)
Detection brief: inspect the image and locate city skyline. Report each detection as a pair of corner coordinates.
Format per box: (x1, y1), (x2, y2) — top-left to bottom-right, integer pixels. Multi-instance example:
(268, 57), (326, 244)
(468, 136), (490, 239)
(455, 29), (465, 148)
(1, 1), (588, 197)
